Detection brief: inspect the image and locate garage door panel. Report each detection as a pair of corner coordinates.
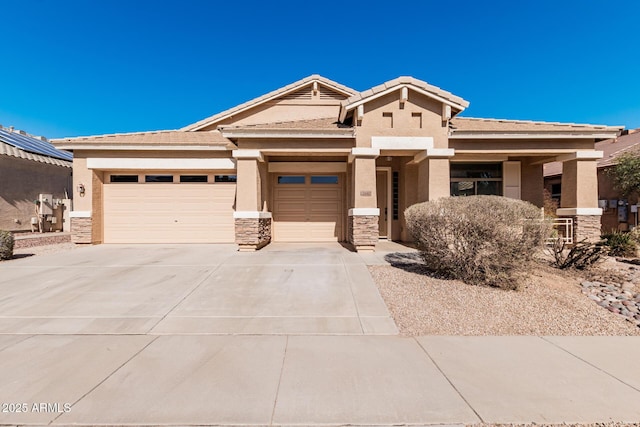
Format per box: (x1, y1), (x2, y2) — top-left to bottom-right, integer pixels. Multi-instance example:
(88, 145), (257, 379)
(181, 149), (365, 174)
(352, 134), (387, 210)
(309, 188), (340, 200)
(272, 175), (343, 242)
(104, 181), (235, 243)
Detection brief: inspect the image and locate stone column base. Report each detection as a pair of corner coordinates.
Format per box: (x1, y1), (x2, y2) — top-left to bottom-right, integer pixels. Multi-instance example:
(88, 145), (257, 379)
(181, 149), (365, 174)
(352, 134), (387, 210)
(348, 215), (379, 252)
(235, 217), (272, 251)
(71, 217), (92, 244)
(572, 215), (602, 242)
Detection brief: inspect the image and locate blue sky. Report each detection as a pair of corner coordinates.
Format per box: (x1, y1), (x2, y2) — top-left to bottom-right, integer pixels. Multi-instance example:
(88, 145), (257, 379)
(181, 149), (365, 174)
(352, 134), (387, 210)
(1, 0), (639, 138)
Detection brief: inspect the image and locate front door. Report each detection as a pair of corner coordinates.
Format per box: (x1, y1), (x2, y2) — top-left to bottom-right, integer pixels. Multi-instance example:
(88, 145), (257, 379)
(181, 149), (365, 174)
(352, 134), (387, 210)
(376, 170), (388, 238)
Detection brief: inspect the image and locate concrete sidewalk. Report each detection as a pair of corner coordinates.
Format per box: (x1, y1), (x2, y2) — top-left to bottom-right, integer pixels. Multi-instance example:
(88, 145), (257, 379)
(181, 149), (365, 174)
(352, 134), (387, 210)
(0, 335), (639, 425)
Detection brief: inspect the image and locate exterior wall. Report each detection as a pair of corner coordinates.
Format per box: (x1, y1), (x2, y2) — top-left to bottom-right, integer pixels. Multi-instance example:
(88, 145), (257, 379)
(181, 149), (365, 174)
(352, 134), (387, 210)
(597, 167), (639, 232)
(0, 156), (72, 232)
(355, 91), (449, 149)
(91, 170), (104, 243)
(450, 138), (596, 153)
(199, 86), (347, 130)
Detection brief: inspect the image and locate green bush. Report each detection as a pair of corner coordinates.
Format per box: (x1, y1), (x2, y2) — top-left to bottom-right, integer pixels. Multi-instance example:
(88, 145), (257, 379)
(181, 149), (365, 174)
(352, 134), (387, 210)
(602, 231), (637, 257)
(0, 230), (14, 261)
(405, 196), (551, 290)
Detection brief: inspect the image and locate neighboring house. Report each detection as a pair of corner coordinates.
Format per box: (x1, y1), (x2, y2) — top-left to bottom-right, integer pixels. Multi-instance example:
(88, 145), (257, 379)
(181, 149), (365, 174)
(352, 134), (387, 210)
(0, 125), (73, 232)
(545, 128), (640, 233)
(53, 75), (621, 251)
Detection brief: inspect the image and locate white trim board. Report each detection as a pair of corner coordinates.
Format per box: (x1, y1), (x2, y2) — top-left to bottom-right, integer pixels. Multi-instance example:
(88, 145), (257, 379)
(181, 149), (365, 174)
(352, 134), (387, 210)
(86, 158), (236, 170)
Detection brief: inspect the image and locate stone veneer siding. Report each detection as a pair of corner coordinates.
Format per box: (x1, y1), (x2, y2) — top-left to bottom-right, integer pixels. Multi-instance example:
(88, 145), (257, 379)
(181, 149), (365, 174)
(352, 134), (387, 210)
(71, 217), (92, 244)
(571, 215), (602, 242)
(348, 215), (379, 249)
(235, 217), (271, 250)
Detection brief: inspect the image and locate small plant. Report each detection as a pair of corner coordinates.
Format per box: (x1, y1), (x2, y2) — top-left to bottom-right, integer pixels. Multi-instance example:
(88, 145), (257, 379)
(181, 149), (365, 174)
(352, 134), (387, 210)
(602, 231), (637, 257)
(405, 195), (552, 290)
(0, 230), (14, 261)
(549, 238), (608, 270)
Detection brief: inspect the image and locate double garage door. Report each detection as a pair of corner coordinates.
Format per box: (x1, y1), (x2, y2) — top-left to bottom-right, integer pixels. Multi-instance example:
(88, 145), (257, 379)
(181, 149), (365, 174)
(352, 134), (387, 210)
(272, 174), (343, 242)
(103, 173), (236, 243)
(102, 172), (343, 243)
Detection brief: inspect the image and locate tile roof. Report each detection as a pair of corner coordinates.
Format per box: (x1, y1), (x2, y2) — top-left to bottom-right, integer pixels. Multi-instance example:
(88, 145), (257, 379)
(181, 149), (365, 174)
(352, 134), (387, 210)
(0, 140), (72, 167)
(182, 75), (356, 131)
(342, 76), (469, 110)
(220, 117), (353, 131)
(451, 117), (622, 133)
(53, 130), (233, 147)
(544, 129), (640, 176)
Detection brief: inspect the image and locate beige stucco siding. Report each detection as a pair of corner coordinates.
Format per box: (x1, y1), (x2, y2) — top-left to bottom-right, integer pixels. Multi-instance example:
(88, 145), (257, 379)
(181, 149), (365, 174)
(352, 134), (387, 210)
(356, 91), (449, 149)
(200, 101), (343, 131)
(0, 156), (72, 231)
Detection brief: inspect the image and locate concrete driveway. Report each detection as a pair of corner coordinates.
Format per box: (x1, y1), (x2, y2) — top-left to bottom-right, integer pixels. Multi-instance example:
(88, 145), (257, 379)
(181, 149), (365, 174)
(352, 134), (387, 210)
(0, 243), (397, 335)
(2, 244), (640, 425)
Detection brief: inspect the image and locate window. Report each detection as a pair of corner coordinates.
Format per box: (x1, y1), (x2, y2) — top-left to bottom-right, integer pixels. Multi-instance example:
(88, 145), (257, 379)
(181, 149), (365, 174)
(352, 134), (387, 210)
(278, 176), (305, 184)
(215, 175), (237, 183)
(180, 175), (208, 183)
(392, 171), (399, 220)
(450, 163), (502, 196)
(310, 175), (338, 184)
(110, 175), (138, 183)
(145, 175), (173, 183)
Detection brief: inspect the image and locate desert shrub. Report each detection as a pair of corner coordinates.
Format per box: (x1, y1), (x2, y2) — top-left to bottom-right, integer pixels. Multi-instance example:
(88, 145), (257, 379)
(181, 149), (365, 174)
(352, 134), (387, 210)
(549, 238), (608, 270)
(405, 196), (552, 290)
(0, 230), (14, 260)
(602, 231), (637, 257)
(542, 189), (558, 218)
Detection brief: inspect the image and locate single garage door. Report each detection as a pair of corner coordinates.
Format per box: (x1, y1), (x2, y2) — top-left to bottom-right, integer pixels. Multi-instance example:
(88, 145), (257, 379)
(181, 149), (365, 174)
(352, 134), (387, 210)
(272, 174), (343, 242)
(103, 173), (236, 243)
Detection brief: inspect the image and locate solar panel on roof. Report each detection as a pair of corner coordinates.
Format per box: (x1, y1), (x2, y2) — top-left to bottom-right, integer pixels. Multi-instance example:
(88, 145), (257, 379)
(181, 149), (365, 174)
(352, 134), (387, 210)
(0, 128), (72, 161)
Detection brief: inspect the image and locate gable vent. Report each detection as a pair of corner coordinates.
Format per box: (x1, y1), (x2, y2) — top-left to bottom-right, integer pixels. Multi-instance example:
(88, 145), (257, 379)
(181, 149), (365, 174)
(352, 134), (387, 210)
(280, 87), (313, 100)
(318, 85), (347, 100)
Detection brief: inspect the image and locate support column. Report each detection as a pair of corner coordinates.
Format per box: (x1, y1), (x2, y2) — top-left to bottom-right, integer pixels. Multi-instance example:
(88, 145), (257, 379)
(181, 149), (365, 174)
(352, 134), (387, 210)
(233, 150), (271, 251)
(348, 148), (379, 252)
(556, 152), (603, 242)
(414, 148), (454, 202)
(70, 158), (100, 244)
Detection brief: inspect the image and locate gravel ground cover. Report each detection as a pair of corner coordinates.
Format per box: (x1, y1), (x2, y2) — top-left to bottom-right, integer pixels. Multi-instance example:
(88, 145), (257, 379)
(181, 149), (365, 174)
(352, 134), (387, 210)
(369, 253), (640, 336)
(11, 242), (77, 258)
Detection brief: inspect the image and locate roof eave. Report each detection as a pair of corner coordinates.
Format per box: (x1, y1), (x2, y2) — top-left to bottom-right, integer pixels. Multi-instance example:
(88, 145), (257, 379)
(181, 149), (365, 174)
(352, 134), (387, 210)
(449, 131), (622, 140)
(220, 129), (355, 139)
(52, 143), (233, 151)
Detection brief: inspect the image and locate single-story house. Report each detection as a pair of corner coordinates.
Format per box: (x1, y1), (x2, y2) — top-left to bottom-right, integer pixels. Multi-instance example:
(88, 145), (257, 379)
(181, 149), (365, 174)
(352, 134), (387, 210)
(0, 125), (73, 232)
(53, 75), (622, 251)
(545, 128), (640, 233)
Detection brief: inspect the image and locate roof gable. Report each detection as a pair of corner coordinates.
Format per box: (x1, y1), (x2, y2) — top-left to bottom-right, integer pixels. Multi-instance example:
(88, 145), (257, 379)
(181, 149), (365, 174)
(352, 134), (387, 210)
(182, 75), (356, 132)
(339, 76), (469, 122)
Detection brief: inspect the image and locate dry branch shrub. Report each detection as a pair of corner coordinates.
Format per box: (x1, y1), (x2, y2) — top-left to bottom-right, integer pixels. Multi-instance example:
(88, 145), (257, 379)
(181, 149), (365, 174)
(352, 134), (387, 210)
(0, 230), (14, 260)
(405, 196), (551, 290)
